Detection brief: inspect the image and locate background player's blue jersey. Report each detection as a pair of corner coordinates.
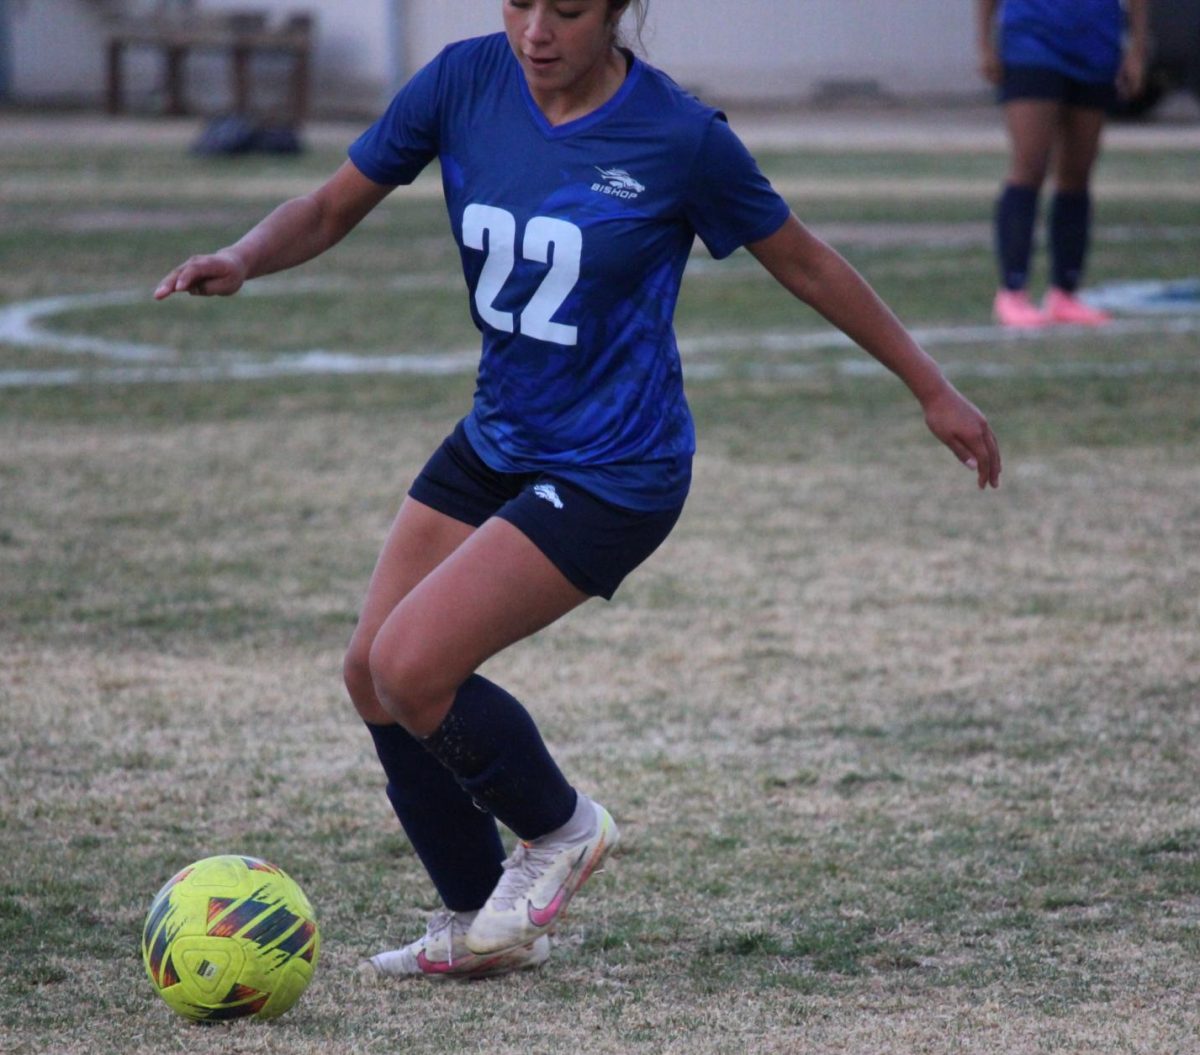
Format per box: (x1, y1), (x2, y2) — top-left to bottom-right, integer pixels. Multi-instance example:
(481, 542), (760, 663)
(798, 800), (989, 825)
(999, 0), (1123, 83)
(349, 33), (790, 510)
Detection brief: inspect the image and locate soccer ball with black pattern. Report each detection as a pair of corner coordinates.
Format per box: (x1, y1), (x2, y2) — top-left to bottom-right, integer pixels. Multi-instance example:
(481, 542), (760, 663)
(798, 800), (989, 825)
(141, 854), (320, 1021)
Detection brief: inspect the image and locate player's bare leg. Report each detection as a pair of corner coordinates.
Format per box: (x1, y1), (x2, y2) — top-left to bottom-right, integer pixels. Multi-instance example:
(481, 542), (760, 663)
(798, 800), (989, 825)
(367, 518), (618, 956)
(348, 500), (560, 977)
(366, 514), (588, 736)
(343, 497), (475, 725)
(992, 98), (1060, 327)
(1043, 105), (1111, 324)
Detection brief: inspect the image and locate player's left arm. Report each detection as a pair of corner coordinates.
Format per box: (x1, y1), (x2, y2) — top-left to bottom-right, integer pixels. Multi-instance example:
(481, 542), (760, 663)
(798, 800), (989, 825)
(747, 213), (1001, 489)
(1117, 0), (1149, 100)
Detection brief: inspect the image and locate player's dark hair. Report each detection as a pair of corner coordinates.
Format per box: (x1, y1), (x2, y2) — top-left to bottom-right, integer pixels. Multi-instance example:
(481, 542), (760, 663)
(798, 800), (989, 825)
(611, 0), (648, 52)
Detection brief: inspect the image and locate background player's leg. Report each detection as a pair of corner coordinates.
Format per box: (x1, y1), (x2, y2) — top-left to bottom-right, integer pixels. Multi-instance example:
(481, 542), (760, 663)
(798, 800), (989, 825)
(1053, 104), (1106, 194)
(344, 498), (506, 912)
(1003, 98), (1059, 188)
(994, 99), (1058, 315)
(1044, 105), (1111, 323)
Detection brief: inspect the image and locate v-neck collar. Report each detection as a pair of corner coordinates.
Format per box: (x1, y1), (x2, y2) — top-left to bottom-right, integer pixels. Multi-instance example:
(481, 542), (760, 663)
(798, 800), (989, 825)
(513, 49), (642, 140)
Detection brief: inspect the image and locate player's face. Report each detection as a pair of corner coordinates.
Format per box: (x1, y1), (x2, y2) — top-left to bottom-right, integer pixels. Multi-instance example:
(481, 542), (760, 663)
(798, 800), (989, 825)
(503, 0), (621, 103)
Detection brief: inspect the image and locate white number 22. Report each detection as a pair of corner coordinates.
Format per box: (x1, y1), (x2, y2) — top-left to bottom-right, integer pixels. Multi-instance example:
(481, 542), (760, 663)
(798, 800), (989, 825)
(462, 204), (581, 347)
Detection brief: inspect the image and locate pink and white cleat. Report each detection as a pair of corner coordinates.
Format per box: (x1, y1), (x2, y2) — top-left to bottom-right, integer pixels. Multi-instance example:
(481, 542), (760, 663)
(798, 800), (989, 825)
(993, 289), (1051, 329)
(361, 909), (550, 981)
(1043, 287), (1113, 326)
(466, 799), (619, 956)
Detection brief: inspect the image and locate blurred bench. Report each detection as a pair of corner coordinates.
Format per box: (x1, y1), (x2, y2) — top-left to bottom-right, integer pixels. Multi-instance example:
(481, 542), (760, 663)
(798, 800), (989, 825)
(105, 11), (314, 123)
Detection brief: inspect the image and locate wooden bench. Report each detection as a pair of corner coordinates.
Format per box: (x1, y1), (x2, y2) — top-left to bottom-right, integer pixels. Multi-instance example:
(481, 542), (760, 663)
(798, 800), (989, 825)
(105, 11), (313, 123)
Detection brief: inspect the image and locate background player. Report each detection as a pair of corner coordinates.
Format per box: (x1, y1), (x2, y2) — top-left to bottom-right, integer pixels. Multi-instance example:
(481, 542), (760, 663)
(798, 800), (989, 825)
(977, 0), (1149, 328)
(155, 0), (1001, 981)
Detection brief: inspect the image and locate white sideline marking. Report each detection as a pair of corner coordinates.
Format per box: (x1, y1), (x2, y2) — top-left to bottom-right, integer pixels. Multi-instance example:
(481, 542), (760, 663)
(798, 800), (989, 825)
(1, 279), (1198, 389)
(683, 315), (1200, 381)
(0, 291), (175, 363)
(1085, 278), (1200, 315)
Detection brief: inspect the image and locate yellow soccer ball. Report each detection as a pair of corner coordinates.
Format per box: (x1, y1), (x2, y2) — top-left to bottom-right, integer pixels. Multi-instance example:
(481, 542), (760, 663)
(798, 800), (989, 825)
(141, 854), (320, 1022)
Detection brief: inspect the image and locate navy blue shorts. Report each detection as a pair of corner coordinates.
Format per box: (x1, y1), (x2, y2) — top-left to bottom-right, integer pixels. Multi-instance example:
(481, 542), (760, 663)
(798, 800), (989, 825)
(999, 64), (1117, 110)
(407, 420), (685, 600)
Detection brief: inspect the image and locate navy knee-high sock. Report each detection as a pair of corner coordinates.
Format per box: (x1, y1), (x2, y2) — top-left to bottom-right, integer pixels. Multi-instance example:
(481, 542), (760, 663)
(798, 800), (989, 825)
(1049, 189), (1092, 293)
(995, 183), (1040, 291)
(421, 674), (577, 842)
(366, 721), (505, 912)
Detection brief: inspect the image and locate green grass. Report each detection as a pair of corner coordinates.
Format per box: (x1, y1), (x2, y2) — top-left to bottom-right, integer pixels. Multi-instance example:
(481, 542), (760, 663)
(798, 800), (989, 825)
(1, 122), (1199, 1054)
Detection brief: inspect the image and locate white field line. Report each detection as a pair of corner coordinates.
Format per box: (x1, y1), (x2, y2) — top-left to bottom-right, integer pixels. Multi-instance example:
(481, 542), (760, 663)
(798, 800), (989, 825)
(683, 315), (1200, 381)
(1, 280), (1198, 390)
(0, 291), (174, 362)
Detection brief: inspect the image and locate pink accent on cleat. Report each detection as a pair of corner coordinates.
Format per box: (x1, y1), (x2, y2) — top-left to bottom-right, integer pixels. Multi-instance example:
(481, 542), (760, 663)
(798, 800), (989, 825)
(993, 289), (1051, 329)
(361, 910), (550, 981)
(466, 800), (619, 956)
(526, 873), (572, 930)
(414, 947), (508, 976)
(526, 838), (607, 929)
(1043, 288), (1113, 326)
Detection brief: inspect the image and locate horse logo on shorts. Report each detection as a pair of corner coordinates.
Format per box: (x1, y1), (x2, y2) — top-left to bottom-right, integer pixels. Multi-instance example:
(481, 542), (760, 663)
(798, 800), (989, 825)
(533, 483), (564, 509)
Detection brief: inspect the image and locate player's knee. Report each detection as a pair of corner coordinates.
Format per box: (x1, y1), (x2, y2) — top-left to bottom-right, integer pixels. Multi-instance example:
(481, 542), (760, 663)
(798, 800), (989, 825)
(1054, 172), (1092, 195)
(342, 643), (388, 722)
(342, 641), (370, 701)
(1008, 162), (1048, 189)
(366, 633), (453, 732)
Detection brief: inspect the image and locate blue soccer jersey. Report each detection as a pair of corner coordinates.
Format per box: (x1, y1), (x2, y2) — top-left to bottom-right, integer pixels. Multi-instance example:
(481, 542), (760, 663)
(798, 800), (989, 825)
(999, 0), (1123, 83)
(348, 33), (790, 510)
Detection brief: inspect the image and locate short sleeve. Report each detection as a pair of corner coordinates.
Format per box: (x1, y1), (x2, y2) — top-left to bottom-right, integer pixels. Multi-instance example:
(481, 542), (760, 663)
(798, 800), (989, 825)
(347, 52), (445, 186)
(682, 116), (791, 260)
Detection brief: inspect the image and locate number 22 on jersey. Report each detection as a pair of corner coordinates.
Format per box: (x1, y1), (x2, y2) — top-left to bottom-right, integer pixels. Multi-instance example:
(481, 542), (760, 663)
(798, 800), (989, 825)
(462, 204), (581, 347)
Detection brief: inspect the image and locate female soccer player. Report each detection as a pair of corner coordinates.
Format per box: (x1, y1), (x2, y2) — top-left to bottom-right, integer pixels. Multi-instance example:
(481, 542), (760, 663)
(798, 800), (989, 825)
(977, 0), (1148, 328)
(155, 0), (1001, 980)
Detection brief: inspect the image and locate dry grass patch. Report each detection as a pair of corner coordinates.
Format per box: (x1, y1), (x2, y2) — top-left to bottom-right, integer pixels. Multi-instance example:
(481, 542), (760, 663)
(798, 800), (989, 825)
(2, 132), (1199, 1053)
(5, 383), (1200, 1052)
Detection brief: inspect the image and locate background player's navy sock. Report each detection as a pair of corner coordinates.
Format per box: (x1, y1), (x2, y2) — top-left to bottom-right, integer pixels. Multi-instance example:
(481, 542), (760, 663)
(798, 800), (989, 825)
(995, 183), (1040, 291)
(366, 720), (504, 912)
(421, 674), (578, 842)
(1049, 189), (1092, 293)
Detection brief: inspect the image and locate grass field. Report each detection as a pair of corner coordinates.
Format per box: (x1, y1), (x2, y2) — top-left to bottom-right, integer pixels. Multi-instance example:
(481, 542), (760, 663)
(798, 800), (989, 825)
(1, 114), (1199, 1055)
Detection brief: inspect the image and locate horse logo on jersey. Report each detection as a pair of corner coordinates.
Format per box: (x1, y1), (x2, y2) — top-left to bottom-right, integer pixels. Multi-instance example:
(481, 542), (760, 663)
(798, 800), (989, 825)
(592, 167), (645, 200)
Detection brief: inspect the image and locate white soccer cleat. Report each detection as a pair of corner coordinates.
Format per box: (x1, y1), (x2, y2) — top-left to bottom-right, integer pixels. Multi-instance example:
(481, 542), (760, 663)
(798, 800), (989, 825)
(361, 909), (550, 981)
(466, 800), (619, 956)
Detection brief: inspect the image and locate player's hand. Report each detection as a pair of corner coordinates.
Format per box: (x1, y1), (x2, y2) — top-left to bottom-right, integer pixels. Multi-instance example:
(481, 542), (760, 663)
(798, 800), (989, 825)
(922, 383), (1002, 489)
(978, 44), (1002, 86)
(154, 251), (247, 300)
(1116, 49), (1147, 101)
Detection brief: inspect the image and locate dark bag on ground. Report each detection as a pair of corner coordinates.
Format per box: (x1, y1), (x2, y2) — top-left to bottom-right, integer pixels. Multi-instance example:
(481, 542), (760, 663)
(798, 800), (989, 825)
(190, 115), (304, 156)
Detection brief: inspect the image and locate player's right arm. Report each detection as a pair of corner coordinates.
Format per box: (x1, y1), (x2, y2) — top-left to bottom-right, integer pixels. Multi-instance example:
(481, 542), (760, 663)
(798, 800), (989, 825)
(975, 0), (1002, 85)
(154, 161), (392, 300)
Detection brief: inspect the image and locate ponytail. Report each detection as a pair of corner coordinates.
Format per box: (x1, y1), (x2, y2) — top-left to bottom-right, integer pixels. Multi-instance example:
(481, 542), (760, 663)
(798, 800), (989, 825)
(611, 0), (648, 52)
